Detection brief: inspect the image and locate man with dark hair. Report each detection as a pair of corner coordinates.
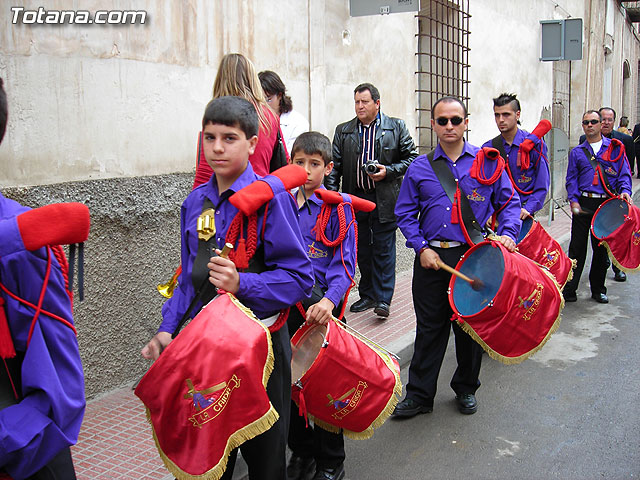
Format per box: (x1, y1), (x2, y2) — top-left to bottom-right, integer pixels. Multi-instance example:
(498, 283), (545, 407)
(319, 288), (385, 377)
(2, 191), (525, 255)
(579, 107), (634, 282)
(564, 110), (632, 304)
(393, 96), (520, 418)
(327, 83), (417, 318)
(483, 93), (550, 219)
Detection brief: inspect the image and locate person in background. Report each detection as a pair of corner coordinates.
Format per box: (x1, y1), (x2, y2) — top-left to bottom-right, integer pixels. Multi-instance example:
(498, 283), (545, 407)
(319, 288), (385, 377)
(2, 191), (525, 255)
(617, 116), (631, 136)
(259, 70), (310, 154)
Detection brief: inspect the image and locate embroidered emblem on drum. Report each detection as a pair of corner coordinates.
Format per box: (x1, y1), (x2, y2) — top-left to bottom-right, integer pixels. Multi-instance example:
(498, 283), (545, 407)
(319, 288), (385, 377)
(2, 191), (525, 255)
(604, 166), (617, 176)
(541, 248), (559, 269)
(518, 173), (532, 183)
(184, 375), (241, 428)
(517, 283), (544, 321)
(467, 189), (486, 202)
(326, 381), (368, 420)
(633, 230), (640, 246)
(307, 241), (328, 259)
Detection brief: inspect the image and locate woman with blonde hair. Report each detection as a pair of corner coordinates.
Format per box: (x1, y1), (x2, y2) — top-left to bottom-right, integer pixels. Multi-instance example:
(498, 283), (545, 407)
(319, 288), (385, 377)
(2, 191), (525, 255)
(193, 53), (284, 187)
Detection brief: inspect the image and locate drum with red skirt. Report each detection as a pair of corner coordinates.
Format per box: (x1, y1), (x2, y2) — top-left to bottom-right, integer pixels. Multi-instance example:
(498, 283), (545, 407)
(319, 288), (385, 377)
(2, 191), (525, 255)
(591, 196), (640, 273)
(516, 215), (576, 288)
(135, 293), (277, 480)
(290, 319), (401, 439)
(448, 240), (564, 364)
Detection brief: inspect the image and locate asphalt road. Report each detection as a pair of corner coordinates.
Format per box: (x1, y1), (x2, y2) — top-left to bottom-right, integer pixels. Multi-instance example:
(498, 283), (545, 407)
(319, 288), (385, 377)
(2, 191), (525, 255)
(343, 269), (640, 480)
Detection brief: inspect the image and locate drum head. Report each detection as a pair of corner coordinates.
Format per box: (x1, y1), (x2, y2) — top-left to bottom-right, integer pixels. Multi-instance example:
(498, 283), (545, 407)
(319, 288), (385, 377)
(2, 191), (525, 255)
(452, 243), (504, 316)
(291, 323), (327, 382)
(516, 216), (533, 244)
(593, 198), (628, 239)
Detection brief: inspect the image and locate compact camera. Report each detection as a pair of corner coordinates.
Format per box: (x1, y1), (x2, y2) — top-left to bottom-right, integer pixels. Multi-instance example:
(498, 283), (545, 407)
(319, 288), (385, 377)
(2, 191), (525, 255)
(362, 161), (380, 175)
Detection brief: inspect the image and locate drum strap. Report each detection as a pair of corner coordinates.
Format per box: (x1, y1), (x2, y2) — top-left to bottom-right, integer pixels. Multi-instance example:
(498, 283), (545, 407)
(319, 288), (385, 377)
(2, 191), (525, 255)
(582, 147), (617, 197)
(427, 151), (485, 244)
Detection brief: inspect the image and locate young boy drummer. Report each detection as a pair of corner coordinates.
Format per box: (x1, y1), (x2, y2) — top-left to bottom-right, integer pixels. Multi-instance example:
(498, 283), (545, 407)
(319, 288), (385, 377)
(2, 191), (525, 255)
(142, 96), (314, 480)
(287, 132), (365, 480)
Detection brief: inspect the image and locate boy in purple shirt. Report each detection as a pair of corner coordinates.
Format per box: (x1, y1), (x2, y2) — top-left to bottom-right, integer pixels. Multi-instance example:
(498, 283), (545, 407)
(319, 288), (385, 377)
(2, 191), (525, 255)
(142, 96), (314, 480)
(0, 78), (86, 480)
(482, 93), (550, 219)
(287, 132), (357, 480)
(393, 96), (520, 419)
(563, 109), (632, 304)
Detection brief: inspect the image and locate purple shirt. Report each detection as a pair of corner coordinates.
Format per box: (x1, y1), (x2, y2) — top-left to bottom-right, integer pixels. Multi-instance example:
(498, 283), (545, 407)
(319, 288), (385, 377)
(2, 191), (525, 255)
(160, 163), (314, 333)
(482, 128), (550, 214)
(295, 187), (356, 308)
(566, 136), (632, 203)
(0, 193), (85, 479)
(395, 141), (521, 254)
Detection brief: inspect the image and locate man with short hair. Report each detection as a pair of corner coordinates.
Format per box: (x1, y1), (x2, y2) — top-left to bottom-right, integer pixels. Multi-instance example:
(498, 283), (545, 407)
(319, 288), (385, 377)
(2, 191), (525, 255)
(393, 96), (520, 418)
(327, 83), (417, 318)
(579, 107), (634, 282)
(564, 110), (632, 304)
(483, 93), (550, 219)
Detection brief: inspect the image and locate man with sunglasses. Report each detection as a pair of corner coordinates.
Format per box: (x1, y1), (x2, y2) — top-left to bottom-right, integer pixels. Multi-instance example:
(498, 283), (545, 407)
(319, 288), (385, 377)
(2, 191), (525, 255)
(564, 110), (632, 304)
(482, 93), (550, 220)
(579, 107), (634, 282)
(327, 83), (417, 319)
(393, 96), (521, 418)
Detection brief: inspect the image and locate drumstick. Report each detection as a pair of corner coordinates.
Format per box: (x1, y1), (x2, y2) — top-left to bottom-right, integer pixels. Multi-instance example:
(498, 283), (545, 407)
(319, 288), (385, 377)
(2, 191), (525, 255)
(436, 259), (484, 291)
(220, 243), (233, 259)
(339, 320), (400, 360)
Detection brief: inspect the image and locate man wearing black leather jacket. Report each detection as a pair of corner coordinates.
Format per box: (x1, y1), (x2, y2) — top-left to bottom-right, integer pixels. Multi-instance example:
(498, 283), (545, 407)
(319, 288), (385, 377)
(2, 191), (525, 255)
(326, 83), (417, 318)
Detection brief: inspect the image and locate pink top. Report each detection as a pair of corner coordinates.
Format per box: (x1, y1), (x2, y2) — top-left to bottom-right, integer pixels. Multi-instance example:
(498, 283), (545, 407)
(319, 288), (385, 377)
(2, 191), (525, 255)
(193, 105), (285, 188)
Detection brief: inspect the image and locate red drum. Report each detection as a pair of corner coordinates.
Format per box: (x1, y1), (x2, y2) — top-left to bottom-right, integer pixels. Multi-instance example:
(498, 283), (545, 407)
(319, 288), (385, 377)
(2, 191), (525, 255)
(290, 319), (401, 439)
(135, 293), (277, 480)
(591, 196), (640, 273)
(516, 216), (576, 288)
(449, 240), (564, 364)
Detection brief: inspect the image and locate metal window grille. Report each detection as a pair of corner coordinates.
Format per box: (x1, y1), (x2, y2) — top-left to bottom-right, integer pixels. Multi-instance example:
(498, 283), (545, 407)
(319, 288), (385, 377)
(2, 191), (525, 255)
(416, 0), (471, 153)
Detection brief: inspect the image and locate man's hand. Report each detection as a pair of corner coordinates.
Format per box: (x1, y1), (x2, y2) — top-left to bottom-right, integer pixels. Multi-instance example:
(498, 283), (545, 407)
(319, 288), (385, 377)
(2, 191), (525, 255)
(495, 235), (516, 252)
(570, 201), (584, 215)
(141, 331), (172, 361)
(621, 192), (633, 205)
(305, 297), (335, 325)
(419, 247), (442, 270)
(208, 250), (240, 293)
(520, 208), (531, 220)
(368, 164), (387, 182)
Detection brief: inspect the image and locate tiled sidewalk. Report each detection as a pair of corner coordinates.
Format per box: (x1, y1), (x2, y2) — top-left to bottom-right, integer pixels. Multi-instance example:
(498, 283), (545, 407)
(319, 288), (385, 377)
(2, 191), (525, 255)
(71, 177), (640, 479)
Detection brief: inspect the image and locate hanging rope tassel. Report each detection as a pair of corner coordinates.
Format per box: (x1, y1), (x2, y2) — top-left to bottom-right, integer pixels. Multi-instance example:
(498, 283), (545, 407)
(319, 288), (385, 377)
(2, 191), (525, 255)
(0, 297), (16, 359)
(451, 189), (460, 225)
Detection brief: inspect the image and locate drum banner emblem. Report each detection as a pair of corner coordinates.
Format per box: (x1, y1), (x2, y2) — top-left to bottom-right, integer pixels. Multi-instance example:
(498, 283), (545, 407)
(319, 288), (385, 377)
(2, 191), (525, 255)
(327, 381), (368, 421)
(633, 229), (640, 246)
(541, 248), (559, 269)
(187, 375), (241, 428)
(518, 283), (543, 321)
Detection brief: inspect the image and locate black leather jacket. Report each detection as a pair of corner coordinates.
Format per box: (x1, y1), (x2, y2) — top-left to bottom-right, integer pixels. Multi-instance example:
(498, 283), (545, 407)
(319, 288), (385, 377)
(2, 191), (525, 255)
(326, 112), (417, 223)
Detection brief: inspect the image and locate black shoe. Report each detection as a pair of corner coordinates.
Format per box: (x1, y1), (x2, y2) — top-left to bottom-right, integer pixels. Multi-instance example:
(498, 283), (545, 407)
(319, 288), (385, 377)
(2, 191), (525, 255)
(392, 397), (433, 418)
(614, 271), (627, 282)
(312, 464), (345, 480)
(287, 455), (316, 480)
(563, 291), (577, 302)
(349, 297), (376, 313)
(455, 393), (478, 415)
(591, 293), (609, 304)
(373, 302), (390, 318)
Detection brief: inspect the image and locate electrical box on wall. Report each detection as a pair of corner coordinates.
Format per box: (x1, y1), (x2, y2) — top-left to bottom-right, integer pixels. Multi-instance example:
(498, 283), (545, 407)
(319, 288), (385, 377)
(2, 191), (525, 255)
(540, 18), (583, 61)
(349, 0), (419, 17)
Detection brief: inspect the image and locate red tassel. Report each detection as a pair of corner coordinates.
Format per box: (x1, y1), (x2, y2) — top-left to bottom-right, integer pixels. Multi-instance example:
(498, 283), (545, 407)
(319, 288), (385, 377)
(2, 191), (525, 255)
(451, 191), (460, 224)
(0, 298), (16, 359)
(592, 171), (599, 186)
(234, 238), (249, 270)
(297, 387), (309, 428)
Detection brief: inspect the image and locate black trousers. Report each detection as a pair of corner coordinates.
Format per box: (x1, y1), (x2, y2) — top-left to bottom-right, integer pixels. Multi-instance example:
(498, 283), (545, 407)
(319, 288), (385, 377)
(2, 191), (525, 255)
(287, 304), (345, 470)
(406, 247), (482, 405)
(22, 448), (77, 480)
(220, 327), (291, 480)
(564, 196), (609, 296)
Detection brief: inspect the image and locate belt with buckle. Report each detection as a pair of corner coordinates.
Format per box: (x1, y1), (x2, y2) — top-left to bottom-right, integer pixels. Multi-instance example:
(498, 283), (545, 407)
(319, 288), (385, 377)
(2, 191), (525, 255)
(429, 240), (465, 249)
(580, 192), (608, 198)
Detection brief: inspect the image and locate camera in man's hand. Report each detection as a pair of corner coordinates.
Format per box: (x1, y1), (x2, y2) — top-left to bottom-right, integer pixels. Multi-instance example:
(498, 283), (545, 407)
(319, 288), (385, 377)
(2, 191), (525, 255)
(362, 160), (380, 175)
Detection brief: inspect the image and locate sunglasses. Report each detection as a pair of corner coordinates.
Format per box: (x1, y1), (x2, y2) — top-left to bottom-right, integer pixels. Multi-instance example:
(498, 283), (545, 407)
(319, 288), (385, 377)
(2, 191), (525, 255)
(436, 116), (464, 126)
(582, 119), (600, 125)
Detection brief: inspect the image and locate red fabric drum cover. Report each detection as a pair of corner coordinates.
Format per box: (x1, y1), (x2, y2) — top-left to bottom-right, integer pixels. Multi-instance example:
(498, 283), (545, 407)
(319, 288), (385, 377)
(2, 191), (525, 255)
(449, 241), (564, 364)
(290, 319), (401, 439)
(591, 197), (640, 273)
(516, 216), (576, 288)
(135, 293), (277, 480)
